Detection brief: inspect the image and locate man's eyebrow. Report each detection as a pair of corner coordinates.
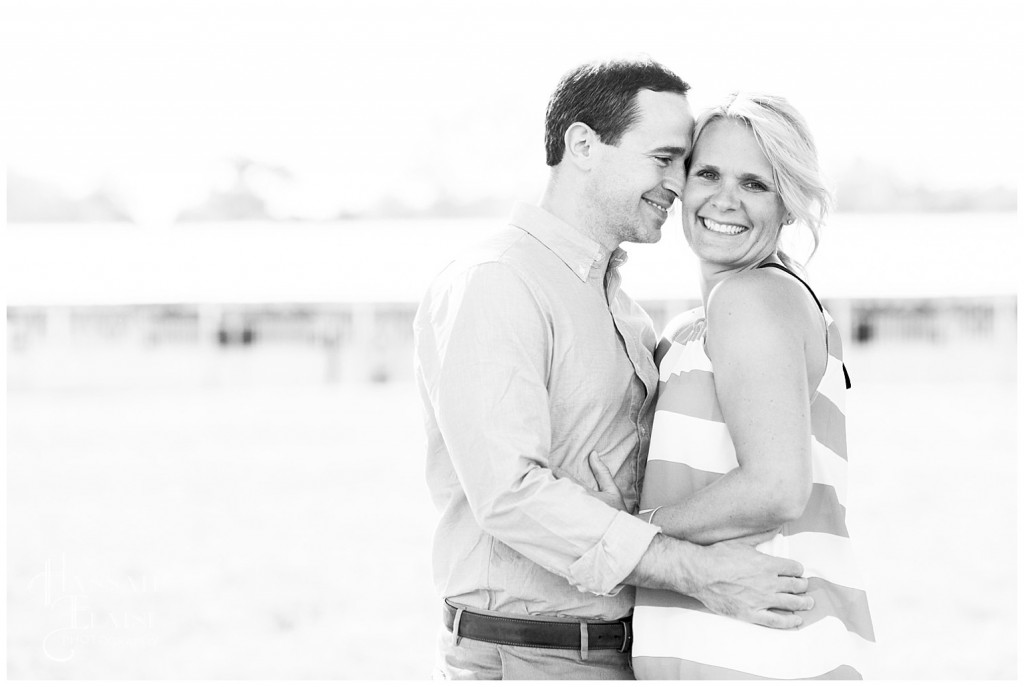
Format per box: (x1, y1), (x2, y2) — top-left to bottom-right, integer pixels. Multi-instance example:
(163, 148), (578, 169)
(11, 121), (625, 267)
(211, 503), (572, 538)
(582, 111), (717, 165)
(649, 146), (689, 157)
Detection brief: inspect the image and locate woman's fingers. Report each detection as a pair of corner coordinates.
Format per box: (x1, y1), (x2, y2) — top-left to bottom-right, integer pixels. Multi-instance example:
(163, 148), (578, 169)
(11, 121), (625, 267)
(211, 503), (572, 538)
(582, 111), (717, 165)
(588, 451), (616, 491)
(587, 451), (626, 510)
(553, 452), (626, 510)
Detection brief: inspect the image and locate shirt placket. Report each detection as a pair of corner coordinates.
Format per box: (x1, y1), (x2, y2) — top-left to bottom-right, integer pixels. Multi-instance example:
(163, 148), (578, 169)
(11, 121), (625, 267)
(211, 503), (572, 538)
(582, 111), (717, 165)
(603, 264), (658, 505)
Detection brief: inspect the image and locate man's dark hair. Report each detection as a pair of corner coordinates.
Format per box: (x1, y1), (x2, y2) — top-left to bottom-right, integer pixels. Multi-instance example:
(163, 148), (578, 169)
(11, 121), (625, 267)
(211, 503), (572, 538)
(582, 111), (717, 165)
(544, 57), (690, 166)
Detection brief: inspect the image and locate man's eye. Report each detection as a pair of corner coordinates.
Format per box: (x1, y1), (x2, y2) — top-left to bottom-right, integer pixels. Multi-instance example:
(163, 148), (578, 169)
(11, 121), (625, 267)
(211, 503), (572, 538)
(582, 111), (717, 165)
(653, 156), (671, 166)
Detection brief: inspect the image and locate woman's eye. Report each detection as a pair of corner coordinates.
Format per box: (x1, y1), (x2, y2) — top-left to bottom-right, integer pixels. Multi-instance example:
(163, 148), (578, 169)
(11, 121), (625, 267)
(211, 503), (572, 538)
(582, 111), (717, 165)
(695, 169), (717, 180)
(744, 181), (767, 192)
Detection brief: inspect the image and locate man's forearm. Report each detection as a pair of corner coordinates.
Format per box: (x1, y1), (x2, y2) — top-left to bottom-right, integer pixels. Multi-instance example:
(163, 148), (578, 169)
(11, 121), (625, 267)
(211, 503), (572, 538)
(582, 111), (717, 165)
(622, 533), (703, 594)
(475, 485), (659, 596)
(623, 530), (814, 630)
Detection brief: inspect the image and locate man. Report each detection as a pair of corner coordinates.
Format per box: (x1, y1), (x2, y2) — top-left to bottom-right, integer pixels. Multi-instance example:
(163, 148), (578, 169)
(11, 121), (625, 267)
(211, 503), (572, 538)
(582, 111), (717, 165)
(414, 58), (812, 680)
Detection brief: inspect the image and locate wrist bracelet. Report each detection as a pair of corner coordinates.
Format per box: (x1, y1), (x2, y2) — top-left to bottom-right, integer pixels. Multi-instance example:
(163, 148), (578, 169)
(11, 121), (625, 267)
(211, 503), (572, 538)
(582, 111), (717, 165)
(641, 506), (663, 525)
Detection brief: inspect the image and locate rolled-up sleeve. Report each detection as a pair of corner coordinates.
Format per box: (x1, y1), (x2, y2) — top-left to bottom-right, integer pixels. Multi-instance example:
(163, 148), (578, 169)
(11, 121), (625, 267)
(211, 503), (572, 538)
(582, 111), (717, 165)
(417, 261), (659, 595)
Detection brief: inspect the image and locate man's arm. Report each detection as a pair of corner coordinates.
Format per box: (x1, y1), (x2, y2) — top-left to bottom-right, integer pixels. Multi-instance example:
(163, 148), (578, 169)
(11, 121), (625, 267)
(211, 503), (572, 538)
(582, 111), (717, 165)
(417, 260), (659, 595)
(576, 457), (814, 628)
(624, 531), (813, 629)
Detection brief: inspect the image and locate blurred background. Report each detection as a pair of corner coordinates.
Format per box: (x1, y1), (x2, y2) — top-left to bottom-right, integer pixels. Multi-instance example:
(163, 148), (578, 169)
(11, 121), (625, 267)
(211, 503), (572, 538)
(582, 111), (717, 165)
(4, 0), (1019, 679)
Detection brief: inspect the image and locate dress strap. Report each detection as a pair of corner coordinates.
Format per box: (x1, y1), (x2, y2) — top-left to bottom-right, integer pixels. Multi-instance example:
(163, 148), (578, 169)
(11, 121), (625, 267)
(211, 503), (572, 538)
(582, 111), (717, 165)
(756, 262), (852, 389)
(756, 262), (823, 313)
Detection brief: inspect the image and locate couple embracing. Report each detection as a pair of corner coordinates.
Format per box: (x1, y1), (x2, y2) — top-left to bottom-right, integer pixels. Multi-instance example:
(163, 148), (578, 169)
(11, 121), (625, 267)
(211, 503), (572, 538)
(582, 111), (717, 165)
(414, 57), (874, 680)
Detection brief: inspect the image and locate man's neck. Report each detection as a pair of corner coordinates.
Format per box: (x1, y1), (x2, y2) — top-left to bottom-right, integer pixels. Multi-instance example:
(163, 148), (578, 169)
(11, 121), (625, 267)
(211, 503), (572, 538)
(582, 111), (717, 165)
(538, 182), (619, 254)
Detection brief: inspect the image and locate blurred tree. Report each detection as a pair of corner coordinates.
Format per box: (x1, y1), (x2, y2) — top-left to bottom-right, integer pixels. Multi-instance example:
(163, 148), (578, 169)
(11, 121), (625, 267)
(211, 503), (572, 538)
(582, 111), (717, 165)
(369, 191), (515, 218)
(7, 171), (131, 222)
(370, 193), (421, 218)
(834, 158), (1016, 212)
(424, 192), (516, 218)
(8, 158), (1015, 223)
(176, 157), (292, 222)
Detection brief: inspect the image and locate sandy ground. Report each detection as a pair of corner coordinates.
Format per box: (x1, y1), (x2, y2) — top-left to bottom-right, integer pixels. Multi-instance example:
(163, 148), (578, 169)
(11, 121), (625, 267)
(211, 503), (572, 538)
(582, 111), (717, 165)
(6, 338), (1017, 679)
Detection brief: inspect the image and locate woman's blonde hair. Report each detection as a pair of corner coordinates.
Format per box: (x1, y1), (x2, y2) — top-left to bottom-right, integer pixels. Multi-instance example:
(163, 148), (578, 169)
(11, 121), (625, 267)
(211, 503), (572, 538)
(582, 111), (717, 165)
(691, 93), (833, 272)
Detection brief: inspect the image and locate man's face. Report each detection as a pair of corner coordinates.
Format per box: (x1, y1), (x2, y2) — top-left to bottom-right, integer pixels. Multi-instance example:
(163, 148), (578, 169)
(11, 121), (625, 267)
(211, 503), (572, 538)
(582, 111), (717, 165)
(584, 89), (695, 247)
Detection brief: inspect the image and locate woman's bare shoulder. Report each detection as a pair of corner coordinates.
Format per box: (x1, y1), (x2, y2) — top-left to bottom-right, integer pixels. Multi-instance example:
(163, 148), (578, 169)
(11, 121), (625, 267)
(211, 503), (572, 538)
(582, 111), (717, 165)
(707, 269), (819, 331)
(706, 268), (828, 388)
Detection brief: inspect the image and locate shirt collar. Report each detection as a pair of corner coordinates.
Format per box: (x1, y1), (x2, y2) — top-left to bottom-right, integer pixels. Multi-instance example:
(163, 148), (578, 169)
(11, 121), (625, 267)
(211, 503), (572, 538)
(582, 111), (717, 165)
(509, 203), (629, 283)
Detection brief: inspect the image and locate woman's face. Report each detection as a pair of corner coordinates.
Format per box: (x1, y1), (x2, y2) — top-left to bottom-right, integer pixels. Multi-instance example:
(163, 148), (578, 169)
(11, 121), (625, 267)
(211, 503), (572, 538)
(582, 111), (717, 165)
(681, 118), (789, 273)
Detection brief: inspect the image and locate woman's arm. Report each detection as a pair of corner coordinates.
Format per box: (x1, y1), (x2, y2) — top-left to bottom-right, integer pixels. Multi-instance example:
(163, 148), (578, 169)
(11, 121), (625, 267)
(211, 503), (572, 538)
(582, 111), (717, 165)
(651, 270), (826, 544)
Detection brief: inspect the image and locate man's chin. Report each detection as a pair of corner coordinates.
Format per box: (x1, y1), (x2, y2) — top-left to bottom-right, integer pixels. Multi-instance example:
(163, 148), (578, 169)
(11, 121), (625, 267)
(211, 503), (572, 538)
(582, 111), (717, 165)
(633, 224), (664, 244)
(615, 219), (664, 246)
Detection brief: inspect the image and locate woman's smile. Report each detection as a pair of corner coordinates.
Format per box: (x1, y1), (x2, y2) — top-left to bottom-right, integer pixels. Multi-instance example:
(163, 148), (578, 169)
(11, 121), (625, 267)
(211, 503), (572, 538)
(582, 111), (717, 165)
(700, 217), (748, 235)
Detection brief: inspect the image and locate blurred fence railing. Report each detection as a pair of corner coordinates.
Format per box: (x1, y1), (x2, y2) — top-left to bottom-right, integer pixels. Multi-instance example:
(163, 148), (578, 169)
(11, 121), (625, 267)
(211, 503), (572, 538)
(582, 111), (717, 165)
(8, 295), (1016, 387)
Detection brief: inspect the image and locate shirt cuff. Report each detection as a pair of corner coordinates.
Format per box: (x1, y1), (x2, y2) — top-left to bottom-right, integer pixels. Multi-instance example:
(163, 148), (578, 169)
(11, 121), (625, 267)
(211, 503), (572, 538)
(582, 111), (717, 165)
(566, 510), (662, 596)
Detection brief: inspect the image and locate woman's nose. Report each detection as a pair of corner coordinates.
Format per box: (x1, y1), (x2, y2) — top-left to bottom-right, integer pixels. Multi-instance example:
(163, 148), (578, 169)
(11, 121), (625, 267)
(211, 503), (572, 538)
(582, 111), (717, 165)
(710, 183), (739, 210)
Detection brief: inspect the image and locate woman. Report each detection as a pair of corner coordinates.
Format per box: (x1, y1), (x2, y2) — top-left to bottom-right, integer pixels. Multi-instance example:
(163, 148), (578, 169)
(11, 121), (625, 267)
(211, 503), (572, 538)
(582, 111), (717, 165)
(629, 94), (875, 679)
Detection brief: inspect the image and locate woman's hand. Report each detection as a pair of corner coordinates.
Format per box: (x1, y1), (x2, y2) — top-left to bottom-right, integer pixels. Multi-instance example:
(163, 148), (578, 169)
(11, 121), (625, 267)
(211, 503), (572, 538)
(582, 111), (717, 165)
(551, 451), (626, 511)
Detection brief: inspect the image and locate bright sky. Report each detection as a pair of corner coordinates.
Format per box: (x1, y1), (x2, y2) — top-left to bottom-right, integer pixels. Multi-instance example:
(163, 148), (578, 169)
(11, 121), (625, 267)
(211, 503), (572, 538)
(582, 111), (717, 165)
(3, 0), (1021, 220)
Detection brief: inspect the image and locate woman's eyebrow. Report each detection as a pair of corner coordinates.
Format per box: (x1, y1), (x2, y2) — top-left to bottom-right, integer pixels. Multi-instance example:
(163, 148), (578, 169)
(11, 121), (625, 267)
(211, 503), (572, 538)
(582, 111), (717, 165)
(740, 172), (775, 185)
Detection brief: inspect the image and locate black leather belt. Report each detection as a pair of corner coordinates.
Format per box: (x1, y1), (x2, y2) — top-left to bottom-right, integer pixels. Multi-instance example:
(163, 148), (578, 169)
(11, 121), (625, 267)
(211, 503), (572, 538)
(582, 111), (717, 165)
(443, 601), (632, 653)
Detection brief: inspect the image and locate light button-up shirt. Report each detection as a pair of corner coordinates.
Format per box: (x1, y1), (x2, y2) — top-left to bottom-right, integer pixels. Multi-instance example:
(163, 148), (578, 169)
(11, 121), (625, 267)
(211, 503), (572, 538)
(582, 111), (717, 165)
(414, 203), (661, 620)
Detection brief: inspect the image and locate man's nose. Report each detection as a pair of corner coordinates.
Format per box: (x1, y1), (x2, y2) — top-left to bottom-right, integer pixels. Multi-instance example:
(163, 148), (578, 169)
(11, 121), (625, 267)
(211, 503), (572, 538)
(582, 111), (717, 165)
(662, 168), (685, 200)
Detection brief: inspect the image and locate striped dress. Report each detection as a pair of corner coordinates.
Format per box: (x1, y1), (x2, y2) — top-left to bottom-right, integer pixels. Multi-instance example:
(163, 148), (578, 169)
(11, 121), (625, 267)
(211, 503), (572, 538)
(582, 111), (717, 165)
(632, 265), (875, 680)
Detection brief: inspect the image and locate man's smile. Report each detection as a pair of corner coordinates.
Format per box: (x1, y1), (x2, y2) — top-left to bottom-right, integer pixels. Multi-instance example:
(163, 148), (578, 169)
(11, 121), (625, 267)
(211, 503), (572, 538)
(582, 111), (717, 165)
(643, 197), (672, 215)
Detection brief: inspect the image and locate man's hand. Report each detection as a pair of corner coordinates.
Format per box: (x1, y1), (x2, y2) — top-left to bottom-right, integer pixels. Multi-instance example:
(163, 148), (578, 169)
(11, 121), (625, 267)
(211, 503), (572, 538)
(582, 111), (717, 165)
(551, 451), (626, 511)
(625, 531), (813, 630)
(688, 530), (812, 629)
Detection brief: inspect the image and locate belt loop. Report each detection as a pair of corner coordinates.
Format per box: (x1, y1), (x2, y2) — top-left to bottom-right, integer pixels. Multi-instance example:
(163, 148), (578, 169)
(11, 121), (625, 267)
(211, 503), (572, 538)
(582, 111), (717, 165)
(619, 619), (631, 653)
(452, 608), (464, 646)
(579, 621), (588, 662)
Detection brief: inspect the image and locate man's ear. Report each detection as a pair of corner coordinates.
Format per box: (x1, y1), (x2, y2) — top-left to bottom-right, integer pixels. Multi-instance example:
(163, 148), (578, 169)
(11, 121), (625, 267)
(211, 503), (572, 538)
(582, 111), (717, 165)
(563, 122), (600, 171)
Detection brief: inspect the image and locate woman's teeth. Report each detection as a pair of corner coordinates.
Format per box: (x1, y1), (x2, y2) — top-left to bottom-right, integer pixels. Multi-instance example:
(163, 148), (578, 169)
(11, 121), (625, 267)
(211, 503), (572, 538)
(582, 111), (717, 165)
(702, 218), (747, 235)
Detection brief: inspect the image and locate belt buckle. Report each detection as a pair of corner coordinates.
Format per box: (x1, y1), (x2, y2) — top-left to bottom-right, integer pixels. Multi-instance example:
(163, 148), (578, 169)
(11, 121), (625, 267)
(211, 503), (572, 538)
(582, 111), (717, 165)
(618, 619), (632, 653)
